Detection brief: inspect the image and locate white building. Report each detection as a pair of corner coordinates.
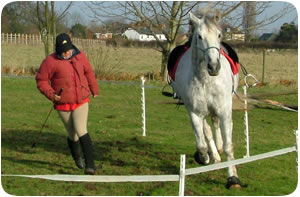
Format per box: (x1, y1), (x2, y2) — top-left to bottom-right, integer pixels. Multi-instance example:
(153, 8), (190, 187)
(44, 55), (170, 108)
(94, 33), (113, 40)
(122, 28), (167, 42)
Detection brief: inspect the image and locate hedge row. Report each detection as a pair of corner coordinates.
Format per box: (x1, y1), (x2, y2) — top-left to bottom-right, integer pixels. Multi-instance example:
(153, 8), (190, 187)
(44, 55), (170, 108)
(105, 38), (297, 50)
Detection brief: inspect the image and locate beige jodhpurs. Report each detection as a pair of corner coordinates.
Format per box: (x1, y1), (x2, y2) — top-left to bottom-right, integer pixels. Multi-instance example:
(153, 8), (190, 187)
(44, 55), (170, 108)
(57, 103), (89, 142)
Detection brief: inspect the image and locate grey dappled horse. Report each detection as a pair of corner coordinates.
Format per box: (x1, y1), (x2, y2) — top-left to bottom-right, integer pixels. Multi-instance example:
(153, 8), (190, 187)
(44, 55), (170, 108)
(170, 11), (241, 188)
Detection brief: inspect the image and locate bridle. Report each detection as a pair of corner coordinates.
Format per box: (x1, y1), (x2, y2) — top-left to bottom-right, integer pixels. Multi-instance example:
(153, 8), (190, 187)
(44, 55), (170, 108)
(198, 46), (221, 55)
(195, 38), (221, 61)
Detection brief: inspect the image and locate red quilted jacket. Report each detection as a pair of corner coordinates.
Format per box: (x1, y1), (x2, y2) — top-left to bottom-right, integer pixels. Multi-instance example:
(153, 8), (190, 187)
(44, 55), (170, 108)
(36, 50), (99, 105)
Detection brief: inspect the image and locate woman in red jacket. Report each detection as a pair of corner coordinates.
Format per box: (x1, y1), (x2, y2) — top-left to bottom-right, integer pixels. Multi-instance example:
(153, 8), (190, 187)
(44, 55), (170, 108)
(36, 33), (99, 175)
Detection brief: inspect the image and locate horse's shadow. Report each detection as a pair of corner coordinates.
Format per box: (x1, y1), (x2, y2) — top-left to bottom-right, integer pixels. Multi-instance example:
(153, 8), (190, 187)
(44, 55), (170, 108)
(1, 128), (179, 174)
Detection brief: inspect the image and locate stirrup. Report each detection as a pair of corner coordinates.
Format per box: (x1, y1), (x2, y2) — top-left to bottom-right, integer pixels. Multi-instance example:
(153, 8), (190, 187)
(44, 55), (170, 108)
(244, 74), (259, 88)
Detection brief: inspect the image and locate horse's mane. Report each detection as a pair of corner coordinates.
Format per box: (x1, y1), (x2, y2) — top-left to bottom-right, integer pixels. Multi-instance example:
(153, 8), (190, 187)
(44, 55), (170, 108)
(193, 9), (222, 32)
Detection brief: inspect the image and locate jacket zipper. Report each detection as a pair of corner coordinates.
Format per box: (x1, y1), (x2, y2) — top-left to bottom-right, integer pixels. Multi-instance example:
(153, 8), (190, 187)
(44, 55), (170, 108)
(71, 61), (78, 104)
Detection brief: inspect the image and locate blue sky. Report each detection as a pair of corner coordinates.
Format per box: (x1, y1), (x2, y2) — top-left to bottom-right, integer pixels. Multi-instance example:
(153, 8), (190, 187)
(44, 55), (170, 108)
(1, 1), (296, 35)
(258, 1), (298, 33)
(63, 1), (298, 35)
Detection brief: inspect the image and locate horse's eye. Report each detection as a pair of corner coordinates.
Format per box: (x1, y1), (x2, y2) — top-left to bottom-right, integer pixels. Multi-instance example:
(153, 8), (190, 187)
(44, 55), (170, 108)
(198, 35), (202, 40)
(218, 34), (221, 39)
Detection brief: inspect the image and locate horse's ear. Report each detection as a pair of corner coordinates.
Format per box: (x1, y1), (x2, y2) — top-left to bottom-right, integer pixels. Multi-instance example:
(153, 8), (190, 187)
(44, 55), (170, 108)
(214, 10), (221, 24)
(189, 12), (200, 26)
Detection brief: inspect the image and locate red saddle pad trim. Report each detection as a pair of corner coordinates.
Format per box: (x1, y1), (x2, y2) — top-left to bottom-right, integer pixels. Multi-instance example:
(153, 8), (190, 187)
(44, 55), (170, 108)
(169, 46), (189, 81)
(221, 48), (240, 75)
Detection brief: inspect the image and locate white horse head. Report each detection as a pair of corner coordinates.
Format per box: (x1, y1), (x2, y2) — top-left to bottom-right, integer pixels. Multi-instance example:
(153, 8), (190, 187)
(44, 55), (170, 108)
(189, 11), (223, 76)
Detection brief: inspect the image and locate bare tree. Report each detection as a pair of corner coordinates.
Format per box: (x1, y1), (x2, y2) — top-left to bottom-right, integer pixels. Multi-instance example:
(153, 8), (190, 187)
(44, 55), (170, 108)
(242, 2), (296, 41)
(243, 2), (256, 42)
(37, 1), (51, 56)
(221, 2), (295, 40)
(69, 11), (85, 26)
(87, 1), (200, 81)
(51, 2), (56, 50)
(1, 1), (40, 33)
(36, 1), (73, 57)
(86, 1), (295, 81)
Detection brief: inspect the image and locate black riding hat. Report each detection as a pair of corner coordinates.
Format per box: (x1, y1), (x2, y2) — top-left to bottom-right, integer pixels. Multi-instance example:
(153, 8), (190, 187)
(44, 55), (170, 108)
(55, 33), (74, 54)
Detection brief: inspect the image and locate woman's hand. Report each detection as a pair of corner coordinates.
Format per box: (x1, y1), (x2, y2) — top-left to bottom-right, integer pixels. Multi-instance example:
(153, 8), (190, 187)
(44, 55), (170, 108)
(93, 94), (98, 98)
(54, 94), (61, 102)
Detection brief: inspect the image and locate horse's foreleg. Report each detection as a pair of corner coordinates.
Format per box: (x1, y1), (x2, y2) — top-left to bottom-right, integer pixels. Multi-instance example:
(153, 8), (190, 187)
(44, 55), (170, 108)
(219, 115), (244, 189)
(211, 116), (223, 154)
(203, 120), (221, 163)
(189, 113), (210, 165)
(219, 114), (238, 178)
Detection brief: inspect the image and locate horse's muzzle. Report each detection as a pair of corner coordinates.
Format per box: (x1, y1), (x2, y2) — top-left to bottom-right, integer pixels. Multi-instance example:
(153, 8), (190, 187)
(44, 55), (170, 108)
(207, 62), (220, 76)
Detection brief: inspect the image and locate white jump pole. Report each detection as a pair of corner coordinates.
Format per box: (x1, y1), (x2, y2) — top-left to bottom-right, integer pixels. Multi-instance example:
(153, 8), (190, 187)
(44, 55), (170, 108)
(4, 146), (296, 183)
(294, 130), (298, 168)
(179, 154), (186, 196)
(141, 76), (146, 136)
(295, 130), (298, 151)
(243, 86), (250, 158)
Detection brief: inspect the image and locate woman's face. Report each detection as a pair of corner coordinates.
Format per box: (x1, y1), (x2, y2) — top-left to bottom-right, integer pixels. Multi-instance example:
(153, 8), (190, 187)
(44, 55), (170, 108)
(62, 49), (73, 59)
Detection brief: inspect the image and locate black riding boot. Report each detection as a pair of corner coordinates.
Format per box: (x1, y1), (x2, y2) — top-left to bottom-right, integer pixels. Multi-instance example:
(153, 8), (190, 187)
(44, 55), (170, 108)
(79, 133), (96, 175)
(67, 138), (85, 169)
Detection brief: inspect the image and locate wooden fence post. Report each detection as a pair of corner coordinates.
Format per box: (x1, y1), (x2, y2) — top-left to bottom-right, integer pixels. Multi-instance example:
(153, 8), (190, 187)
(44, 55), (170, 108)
(262, 49), (266, 84)
(1, 33), (105, 47)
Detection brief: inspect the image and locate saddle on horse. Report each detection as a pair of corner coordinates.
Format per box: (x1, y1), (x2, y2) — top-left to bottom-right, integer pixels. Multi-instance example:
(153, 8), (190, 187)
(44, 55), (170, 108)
(167, 41), (240, 81)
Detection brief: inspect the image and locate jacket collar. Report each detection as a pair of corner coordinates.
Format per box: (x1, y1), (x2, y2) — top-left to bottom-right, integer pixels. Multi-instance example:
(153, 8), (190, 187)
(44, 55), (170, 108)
(56, 45), (81, 60)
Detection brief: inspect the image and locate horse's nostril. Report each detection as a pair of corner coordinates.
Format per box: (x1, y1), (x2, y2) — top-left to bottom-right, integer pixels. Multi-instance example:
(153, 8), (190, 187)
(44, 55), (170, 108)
(208, 64), (213, 71)
(207, 63), (220, 76)
(217, 62), (221, 70)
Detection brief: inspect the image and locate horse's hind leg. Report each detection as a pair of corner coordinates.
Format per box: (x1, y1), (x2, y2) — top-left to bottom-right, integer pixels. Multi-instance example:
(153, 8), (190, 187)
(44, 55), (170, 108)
(211, 116), (223, 154)
(203, 120), (221, 163)
(189, 112), (210, 165)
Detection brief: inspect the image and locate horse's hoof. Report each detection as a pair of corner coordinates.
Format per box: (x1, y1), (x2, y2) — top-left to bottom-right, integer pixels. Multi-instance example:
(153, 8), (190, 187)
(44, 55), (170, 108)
(210, 152), (221, 164)
(230, 184), (242, 189)
(212, 159), (221, 164)
(225, 176), (247, 189)
(194, 151), (209, 165)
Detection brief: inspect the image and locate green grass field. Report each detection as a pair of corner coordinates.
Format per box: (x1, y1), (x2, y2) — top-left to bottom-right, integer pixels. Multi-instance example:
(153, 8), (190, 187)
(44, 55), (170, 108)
(1, 44), (162, 78)
(1, 76), (297, 196)
(1, 44), (298, 85)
